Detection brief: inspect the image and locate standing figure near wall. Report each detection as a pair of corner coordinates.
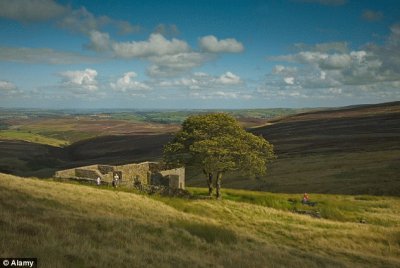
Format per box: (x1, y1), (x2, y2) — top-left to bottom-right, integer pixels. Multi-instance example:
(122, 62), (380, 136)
(112, 173), (120, 188)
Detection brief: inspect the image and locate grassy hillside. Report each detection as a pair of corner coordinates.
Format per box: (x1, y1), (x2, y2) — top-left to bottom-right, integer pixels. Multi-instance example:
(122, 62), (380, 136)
(1, 173), (399, 267)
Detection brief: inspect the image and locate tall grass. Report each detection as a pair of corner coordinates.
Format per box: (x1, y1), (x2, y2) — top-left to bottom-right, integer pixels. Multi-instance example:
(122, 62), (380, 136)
(1, 173), (399, 267)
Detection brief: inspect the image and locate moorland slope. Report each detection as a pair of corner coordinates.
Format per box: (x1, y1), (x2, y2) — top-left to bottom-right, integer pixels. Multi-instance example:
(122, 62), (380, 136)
(1, 173), (399, 267)
(188, 101), (400, 195)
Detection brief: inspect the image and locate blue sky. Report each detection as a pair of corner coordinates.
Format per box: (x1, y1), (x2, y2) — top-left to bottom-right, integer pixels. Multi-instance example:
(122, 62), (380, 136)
(0, 0), (399, 109)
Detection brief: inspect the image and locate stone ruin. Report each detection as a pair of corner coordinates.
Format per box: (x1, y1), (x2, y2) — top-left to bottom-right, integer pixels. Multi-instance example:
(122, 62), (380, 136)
(55, 161), (185, 190)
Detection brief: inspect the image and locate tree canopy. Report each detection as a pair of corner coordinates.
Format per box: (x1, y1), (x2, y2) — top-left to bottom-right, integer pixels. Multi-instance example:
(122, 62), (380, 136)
(163, 113), (275, 198)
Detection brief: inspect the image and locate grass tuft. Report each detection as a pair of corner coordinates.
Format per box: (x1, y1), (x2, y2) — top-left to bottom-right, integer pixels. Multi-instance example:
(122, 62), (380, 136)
(176, 221), (237, 244)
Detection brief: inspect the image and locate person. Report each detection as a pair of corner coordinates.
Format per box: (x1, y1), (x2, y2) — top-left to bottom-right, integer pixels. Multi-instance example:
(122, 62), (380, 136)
(113, 173), (119, 188)
(302, 193), (309, 204)
(96, 176), (101, 186)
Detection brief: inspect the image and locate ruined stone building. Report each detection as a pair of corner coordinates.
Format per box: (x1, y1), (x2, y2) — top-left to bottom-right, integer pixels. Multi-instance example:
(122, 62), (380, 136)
(55, 161), (185, 189)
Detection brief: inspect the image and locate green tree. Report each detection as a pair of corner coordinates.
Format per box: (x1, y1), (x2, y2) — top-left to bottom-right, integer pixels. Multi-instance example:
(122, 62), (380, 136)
(163, 113), (275, 199)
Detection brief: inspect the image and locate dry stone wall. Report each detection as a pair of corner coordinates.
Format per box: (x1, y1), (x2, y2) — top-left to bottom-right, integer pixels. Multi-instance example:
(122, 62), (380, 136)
(98, 165), (114, 174)
(115, 163), (151, 185)
(160, 168), (185, 189)
(55, 161), (185, 189)
(75, 168), (102, 180)
(55, 168), (75, 179)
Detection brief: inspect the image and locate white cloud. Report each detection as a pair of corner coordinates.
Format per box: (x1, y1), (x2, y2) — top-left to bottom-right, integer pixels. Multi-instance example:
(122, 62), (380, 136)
(155, 71), (246, 101)
(270, 51), (324, 64)
(0, 1), (140, 36)
(269, 33), (399, 86)
(199, 35), (244, 53)
(115, 21), (141, 35)
(110, 72), (151, 91)
(84, 29), (244, 78)
(94, 33), (215, 77)
(0, 80), (17, 91)
(157, 73), (209, 90)
(263, 24), (400, 102)
(59, 68), (98, 91)
(273, 65), (285, 74)
(87, 31), (111, 52)
(0, 0), (67, 22)
(112, 33), (190, 58)
(0, 80), (22, 97)
(294, 42), (349, 53)
(58, 7), (140, 36)
(272, 65), (298, 75)
(216, 72), (242, 85)
(326, 88), (342, 94)
(270, 50), (359, 70)
(319, 53), (353, 69)
(147, 52), (211, 77)
(388, 24), (400, 46)
(154, 24), (179, 36)
(0, 47), (99, 64)
(284, 77), (295, 85)
(59, 7), (110, 34)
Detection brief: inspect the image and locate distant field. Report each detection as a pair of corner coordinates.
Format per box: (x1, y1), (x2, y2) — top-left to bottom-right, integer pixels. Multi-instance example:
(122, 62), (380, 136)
(3, 116), (179, 145)
(107, 108), (312, 125)
(0, 130), (67, 147)
(0, 107), (308, 144)
(1, 173), (399, 267)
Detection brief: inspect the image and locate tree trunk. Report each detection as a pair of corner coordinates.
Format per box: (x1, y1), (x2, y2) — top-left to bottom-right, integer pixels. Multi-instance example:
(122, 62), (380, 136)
(207, 173), (213, 196)
(216, 172), (222, 199)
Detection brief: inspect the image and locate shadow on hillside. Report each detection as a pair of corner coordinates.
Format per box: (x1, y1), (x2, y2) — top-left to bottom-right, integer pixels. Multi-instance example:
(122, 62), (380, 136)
(0, 133), (173, 178)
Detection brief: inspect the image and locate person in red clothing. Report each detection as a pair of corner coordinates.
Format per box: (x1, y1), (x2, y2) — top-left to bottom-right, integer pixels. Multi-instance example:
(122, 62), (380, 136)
(302, 193), (309, 204)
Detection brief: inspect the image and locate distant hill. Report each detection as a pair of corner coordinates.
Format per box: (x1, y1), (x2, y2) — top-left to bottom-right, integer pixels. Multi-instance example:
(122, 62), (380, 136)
(0, 134), (170, 177)
(65, 133), (173, 166)
(253, 101), (400, 155)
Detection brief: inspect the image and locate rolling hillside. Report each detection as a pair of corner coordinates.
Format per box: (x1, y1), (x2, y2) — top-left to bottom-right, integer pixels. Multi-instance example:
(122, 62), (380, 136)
(188, 101), (400, 195)
(1, 173), (399, 267)
(0, 101), (399, 195)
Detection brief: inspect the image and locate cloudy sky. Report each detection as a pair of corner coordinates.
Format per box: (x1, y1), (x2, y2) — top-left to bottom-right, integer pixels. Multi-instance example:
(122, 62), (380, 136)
(0, 0), (399, 109)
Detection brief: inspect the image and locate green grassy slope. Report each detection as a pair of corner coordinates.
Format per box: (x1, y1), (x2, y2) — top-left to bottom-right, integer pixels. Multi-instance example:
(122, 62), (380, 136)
(0, 130), (67, 147)
(1, 173), (399, 267)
